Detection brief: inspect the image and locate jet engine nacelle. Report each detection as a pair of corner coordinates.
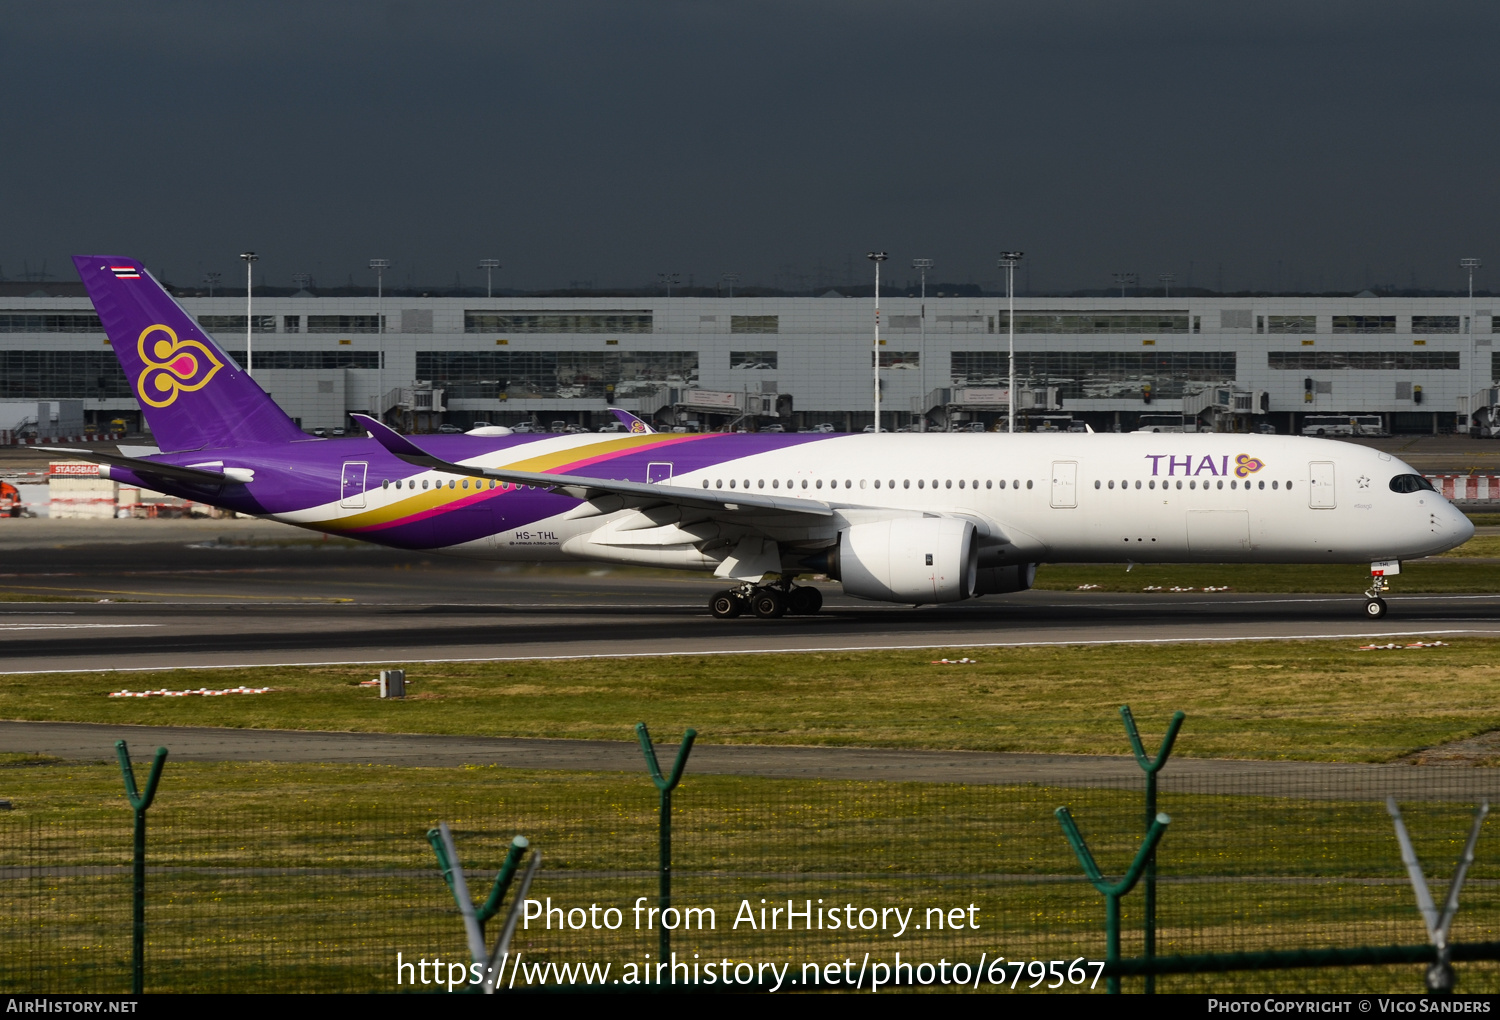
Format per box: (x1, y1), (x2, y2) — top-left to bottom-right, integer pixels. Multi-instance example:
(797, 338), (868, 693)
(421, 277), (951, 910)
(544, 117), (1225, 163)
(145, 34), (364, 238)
(835, 518), (977, 604)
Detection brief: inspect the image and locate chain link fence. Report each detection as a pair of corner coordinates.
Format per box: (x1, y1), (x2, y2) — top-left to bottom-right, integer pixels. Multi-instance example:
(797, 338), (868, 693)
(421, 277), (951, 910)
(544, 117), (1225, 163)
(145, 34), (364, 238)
(3, 761), (1499, 992)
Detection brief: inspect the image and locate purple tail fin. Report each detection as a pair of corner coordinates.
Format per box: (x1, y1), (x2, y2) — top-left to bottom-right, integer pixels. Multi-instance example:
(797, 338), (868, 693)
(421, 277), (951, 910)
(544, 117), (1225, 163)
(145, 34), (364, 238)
(73, 255), (307, 452)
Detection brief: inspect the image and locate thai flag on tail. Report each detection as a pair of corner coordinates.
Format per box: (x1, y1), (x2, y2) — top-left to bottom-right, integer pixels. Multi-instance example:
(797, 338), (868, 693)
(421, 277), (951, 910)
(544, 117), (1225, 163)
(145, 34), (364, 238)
(109, 265), (141, 279)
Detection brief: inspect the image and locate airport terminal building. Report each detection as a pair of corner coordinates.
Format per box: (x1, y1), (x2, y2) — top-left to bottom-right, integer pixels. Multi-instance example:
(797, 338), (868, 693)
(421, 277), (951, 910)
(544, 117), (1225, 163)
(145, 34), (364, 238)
(2, 290), (1497, 437)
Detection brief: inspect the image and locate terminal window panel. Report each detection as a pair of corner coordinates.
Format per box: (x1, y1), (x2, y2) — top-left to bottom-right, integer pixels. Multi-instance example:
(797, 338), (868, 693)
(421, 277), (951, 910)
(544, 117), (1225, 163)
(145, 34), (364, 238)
(730, 315), (778, 334)
(730, 351), (778, 369)
(995, 311), (1189, 334)
(1331, 316), (1396, 334)
(224, 350), (381, 370)
(306, 315), (383, 334)
(950, 350), (1234, 399)
(418, 350), (698, 399)
(197, 315), (275, 334)
(1267, 315), (1316, 334)
(0, 311), (103, 333)
(872, 350), (920, 368)
(0, 350), (131, 398)
(1411, 316), (1460, 334)
(463, 311), (653, 334)
(1268, 351), (1459, 370)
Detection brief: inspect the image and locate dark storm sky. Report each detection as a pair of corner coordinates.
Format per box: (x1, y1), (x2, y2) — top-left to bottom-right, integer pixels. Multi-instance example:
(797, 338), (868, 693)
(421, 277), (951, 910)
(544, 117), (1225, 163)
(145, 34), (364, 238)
(3, 1), (1498, 294)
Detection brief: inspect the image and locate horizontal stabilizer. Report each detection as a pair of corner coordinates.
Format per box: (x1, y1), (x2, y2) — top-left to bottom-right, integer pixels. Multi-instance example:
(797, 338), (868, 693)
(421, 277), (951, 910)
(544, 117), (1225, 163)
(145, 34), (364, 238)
(609, 408), (656, 434)
(352, 414), (832, 517)
(35, 447), (231, 484)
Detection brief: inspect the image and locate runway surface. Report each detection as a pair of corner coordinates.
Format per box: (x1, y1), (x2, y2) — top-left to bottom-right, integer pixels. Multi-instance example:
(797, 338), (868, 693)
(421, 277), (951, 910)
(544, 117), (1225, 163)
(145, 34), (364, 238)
(2, 518), (1499, 673)
(5, 720), (1493, 797)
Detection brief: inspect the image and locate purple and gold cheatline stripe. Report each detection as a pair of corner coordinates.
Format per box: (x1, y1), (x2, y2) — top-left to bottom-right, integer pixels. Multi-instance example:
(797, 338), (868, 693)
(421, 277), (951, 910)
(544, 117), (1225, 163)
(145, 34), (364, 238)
(328, 432), (714, 535)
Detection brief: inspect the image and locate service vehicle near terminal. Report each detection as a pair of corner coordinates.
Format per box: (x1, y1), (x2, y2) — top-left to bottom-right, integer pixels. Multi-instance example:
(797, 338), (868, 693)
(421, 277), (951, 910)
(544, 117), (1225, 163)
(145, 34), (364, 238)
(46, 256), (1473, 622)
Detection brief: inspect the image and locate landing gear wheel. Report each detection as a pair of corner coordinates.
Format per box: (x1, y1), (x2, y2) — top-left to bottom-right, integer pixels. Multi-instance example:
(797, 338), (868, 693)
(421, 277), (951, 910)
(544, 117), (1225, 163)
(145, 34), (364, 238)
(710, 590), (744, 619)
(751, 588), (787, 619)
(1364, 597), (1388, 619)
(788, 586), (823, 615)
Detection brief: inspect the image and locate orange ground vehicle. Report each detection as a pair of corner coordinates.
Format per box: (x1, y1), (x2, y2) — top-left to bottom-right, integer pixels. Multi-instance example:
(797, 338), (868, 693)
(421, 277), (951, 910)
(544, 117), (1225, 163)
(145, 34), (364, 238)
(0, 481), (21, 517)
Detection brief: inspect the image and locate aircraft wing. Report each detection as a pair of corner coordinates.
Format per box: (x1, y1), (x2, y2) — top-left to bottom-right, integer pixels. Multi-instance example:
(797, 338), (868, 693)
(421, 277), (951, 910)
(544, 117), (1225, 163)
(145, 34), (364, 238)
(34, 446), (233, 485)
(352, 414), (833, 518)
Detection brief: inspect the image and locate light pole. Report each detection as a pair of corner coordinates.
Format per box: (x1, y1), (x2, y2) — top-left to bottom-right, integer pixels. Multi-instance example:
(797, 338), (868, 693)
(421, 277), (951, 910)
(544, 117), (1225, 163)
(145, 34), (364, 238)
(722, 273), (739, 298)
(478, 259), (500, 298)
(238, 253), (258, 375)
(369, 259), (390, 422)
(1112, 272), (1138, 299)
(867, 252), (888, 433)
(913, 259), (933, 432)
(204, 271), (220, 297)
(657, 272), (680, 297)
(1159, 273), (1174, 298)
(292, 273), (311, 293)
(999, 252), (1024, 435)
(1463, 258), (1482, 434)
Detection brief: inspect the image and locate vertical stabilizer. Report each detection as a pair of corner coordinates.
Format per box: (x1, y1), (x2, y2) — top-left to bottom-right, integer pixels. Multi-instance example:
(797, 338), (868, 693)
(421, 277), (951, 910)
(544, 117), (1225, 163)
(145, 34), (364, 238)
(72, 255), (307, 452)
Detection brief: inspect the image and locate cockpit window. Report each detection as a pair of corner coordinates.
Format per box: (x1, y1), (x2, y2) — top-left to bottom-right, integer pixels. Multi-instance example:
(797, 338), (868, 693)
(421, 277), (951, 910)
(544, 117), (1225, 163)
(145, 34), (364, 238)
(1389, 474), (1436, 494)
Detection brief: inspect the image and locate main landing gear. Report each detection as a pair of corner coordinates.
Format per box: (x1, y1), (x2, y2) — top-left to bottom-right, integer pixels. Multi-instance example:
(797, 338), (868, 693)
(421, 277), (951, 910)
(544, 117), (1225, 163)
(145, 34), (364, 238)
(1363, 572), (1390, 619)
(709, 577), (824, 619)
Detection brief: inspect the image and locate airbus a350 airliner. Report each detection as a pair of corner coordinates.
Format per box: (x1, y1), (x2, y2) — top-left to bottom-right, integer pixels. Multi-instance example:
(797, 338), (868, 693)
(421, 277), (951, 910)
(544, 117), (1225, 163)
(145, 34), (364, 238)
(49, 255), (1473, 620)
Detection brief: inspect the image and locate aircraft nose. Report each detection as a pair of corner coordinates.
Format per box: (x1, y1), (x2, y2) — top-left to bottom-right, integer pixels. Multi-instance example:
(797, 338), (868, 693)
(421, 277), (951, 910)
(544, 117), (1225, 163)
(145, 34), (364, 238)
(1449, 503), (1476, 544)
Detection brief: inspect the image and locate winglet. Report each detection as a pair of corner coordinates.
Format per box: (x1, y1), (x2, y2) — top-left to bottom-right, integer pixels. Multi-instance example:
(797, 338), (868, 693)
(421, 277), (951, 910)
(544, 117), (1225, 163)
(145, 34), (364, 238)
(609, 408), (656, 434)
(350, 414), (434, 460)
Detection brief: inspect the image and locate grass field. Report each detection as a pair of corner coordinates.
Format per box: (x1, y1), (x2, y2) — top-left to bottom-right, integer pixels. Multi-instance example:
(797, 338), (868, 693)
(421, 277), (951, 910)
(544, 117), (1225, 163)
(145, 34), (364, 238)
(7, 638), (1500, 763)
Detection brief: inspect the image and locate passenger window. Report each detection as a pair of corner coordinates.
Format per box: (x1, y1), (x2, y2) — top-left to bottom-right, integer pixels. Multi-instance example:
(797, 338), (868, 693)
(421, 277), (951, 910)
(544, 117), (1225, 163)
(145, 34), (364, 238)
(815, 480), (821, 489)
(1176, 480), (1182, 490)
(1286, 481), (1293, 490)
(1014, 479), (1021, 489)
(422, 480), (429, 490)
(1230, 480), (1237, 489)
(1149, 480), (1155, 489)
(999, 480), (1006, 489)
(381, 480), (389, 489)
(1134, 480), (1141, 489)
(873, 480), (880, 489)
(861, 480), (867, 489)
(1258, 480), (1265, 490)
(801, 480), (808, 489)
(845, 480), (852, 488)
(1271, 480), (1278, 489)
(772, 479), (779, 488)
(745, 480), (751, 489)
(462, 480), (469, 489)
(958, 480), (965, 489)
(917, 480), (925, 489)
(1026, 480), (1033, 489)
(729, 480), (736, 489)
(945, 480), (952, 489)
(1095, 480), (1101, 489)
(972, 480), (978, 489)
(1217, 480), (1223, 489)
(986, 480), (992, 489)
(904, 480), (910, 489)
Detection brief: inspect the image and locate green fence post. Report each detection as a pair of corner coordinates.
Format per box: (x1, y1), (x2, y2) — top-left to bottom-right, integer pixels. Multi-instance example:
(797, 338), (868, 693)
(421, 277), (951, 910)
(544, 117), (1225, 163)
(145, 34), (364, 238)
(636, 722), (696, 967)
(1119, 706), (1185, 994)
(1056, 806), (1170, 994)
(114, 740), (167, 996)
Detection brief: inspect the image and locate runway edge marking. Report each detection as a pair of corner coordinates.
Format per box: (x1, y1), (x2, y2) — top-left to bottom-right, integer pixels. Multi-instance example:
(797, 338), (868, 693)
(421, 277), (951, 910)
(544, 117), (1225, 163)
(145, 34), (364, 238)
(0, 628), (1495, 675)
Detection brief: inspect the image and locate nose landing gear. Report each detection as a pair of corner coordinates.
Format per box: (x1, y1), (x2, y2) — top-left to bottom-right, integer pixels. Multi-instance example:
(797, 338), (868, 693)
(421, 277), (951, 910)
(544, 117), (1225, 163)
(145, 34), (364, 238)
(1363, 562), (1396, 619)
(709, 576), (824, 620)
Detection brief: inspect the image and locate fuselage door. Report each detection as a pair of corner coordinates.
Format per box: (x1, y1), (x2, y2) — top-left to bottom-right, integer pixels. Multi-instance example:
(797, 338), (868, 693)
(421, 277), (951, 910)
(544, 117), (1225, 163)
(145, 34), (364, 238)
(1308, 461), (1336, 509)
(1050, 460), (1078, 508)
(340, 461), (368, 509)
(647, 462), (673, 484)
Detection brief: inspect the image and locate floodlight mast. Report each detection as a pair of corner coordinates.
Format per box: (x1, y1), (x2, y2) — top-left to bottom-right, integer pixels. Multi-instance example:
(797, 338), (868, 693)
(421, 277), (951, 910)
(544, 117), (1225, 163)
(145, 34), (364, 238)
(1159, 273), (1174, 299)
(867, 252), (888, 433)
(478, 259), (500, 299)
(999, 252), (1024, 434)
(1463, 258), (1481, 435)
(913, 259), (933, 432)
(369, 259), (391, 421)
(722, 273), (739, 298)
(238, 253), (258, 375)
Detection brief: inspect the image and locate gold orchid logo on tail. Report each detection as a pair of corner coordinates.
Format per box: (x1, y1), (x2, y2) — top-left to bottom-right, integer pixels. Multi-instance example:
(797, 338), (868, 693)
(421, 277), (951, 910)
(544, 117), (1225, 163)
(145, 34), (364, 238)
(136, 324), (224, 407)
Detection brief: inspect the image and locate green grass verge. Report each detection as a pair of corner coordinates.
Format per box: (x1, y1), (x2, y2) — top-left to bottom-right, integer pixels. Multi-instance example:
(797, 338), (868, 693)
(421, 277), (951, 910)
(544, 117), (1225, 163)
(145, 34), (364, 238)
(8, 639), (1500, 763)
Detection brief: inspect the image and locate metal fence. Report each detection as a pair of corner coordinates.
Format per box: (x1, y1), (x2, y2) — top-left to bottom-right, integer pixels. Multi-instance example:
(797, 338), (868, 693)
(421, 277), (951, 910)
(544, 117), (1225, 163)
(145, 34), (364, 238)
(4, 752), (1500, 994)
